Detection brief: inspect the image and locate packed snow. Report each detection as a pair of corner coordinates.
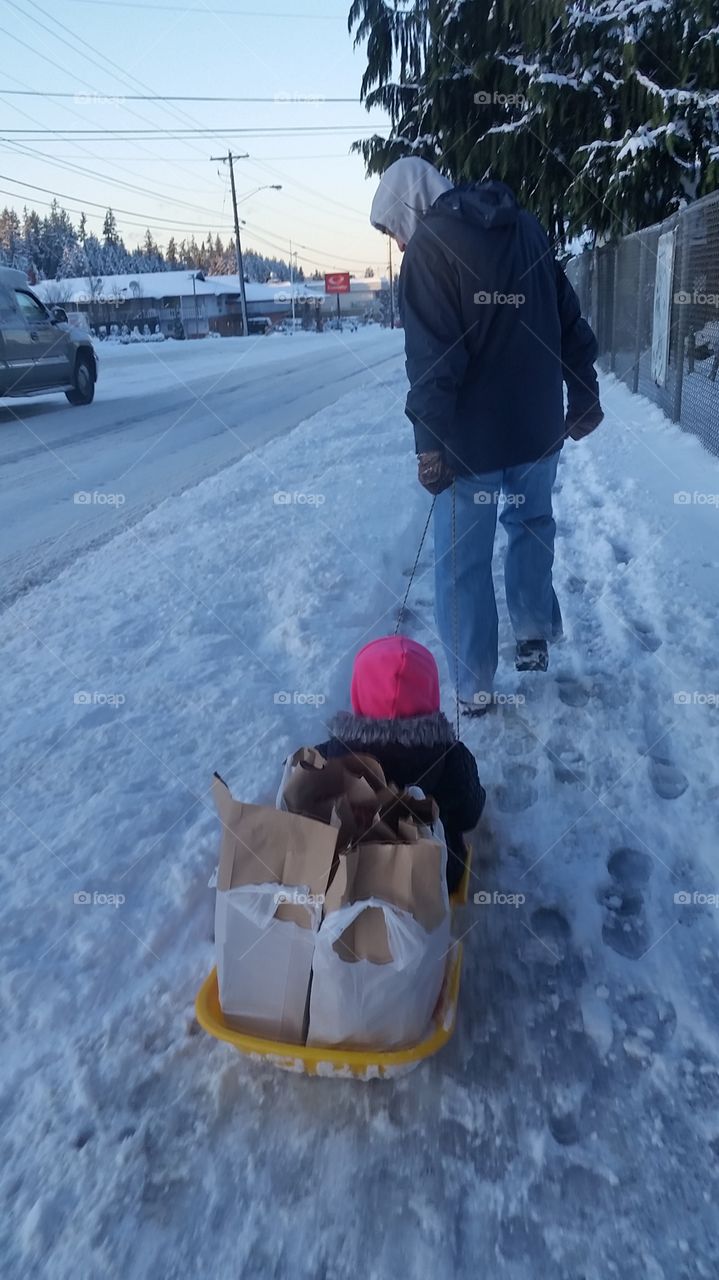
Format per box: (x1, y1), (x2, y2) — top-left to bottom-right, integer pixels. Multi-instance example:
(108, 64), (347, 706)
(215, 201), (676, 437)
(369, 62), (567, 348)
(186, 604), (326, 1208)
(2, 352), (719, 1279)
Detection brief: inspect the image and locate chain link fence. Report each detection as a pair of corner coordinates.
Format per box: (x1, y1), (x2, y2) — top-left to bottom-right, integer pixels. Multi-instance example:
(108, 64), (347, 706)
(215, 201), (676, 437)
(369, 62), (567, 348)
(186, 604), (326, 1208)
(566, 189), (719, 458)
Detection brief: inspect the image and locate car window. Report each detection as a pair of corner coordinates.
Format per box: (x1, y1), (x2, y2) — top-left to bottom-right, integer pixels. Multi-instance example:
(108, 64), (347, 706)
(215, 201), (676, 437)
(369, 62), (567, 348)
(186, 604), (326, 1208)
(0, 285), (16, 323)
(14, 290), (48, 323)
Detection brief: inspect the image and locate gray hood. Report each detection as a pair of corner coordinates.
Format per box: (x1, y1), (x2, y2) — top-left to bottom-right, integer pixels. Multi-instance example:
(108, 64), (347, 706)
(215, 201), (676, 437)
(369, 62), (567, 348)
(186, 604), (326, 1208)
(370, 157), (453, 246)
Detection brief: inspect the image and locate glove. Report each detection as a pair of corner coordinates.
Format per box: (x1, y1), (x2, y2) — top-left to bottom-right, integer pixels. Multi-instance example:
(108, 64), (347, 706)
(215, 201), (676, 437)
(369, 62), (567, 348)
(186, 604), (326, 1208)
(565, 404), (604, 441)
(417, 450), (454, 495)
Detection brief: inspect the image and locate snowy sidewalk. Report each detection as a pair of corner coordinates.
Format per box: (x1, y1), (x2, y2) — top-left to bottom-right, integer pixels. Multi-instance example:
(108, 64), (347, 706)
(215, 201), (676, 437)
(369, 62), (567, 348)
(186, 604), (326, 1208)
(2, 368), (719, 1279)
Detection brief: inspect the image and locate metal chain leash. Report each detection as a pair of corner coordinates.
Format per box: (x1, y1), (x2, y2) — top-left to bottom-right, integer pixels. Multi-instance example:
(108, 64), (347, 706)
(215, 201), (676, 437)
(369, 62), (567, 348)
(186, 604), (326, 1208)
(394, 496), (436, 635)
(394, 486), (462, 741)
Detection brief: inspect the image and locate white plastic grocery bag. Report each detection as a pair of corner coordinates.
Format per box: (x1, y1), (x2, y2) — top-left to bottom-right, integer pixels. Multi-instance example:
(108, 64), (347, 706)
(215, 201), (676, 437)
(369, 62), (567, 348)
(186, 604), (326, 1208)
(307, 838), (451, 1050)
(212, 775), (338, 1043)
(215, 882), (323, 1039)
(307, 896), (451, 1050)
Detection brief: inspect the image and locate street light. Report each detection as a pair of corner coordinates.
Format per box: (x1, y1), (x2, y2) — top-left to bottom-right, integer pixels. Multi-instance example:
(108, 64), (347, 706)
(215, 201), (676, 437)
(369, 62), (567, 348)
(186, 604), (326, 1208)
(211, 155), (283, 337)
(237, 183), (283, 204)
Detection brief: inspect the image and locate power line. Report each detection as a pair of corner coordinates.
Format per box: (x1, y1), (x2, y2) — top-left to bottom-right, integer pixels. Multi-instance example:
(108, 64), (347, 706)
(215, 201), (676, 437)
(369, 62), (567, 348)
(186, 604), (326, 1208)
(16, 154), (359, 161)
(1, 1), (382, 263)
(0, 91), (362, 102)
(0, 173), (235, 230)
(2, 0), (297, 203)
(0, 184), (235, 235)
(8, 0), (384, 234)
(63, 0), (343, 16)
(0, 140), (245, 221)
(1, 131), (372, 240)
(1, 127), (383, 136)
(0, 11), (238, 200)
(0, 176), (384, 270)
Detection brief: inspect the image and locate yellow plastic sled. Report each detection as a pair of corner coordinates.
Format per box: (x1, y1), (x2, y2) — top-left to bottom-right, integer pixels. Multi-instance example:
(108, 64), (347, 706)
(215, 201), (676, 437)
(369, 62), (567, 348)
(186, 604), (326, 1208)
(195, 942), (462, 1080)
(194, 843), (473, 1080)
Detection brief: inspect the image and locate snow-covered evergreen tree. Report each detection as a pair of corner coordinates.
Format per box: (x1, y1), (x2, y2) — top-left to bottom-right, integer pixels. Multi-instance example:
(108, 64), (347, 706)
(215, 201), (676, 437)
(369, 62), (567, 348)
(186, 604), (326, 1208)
(350, 0), (719, 243)
(0, 207), (22, 266)
(0, 198), (293, 283)
(102, 208), (120, 247)
(22, 207), (43, 278)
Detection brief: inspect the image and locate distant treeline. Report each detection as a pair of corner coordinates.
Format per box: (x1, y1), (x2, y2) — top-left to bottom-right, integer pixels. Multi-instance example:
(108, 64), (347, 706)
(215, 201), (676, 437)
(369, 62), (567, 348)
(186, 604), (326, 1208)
(0, 201), (303, 283)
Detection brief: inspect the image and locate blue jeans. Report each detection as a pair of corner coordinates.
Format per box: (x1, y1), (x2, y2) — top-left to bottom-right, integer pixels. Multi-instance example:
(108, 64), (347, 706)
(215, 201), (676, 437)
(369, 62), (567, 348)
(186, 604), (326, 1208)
(434, 452), (563, 701)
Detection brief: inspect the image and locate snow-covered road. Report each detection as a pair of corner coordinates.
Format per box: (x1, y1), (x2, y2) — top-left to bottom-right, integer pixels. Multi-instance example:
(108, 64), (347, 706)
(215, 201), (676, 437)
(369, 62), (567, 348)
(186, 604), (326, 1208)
(0, 328), (403, 602)
(2, 352), (719, 1279)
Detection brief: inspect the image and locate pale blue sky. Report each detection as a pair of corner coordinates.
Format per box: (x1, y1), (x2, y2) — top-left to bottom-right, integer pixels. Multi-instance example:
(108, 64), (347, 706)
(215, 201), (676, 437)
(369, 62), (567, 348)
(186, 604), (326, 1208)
(0, 0), (395, 274)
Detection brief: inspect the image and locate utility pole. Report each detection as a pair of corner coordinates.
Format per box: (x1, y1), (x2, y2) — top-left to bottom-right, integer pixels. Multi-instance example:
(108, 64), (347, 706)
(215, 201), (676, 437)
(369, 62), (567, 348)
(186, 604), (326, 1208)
(388, 237), (395, 329)
(211, 150), (249, 336)
(289, 239), (296, 331)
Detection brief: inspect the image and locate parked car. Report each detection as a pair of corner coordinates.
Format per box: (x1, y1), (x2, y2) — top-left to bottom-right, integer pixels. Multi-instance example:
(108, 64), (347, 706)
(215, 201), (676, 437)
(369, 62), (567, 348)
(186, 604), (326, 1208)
(0, 267), (98, 405)
(247, 315), (273, 335)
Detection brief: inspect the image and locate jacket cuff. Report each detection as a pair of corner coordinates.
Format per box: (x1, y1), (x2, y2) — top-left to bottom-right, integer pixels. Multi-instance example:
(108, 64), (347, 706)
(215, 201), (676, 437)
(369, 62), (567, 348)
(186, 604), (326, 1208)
(411, 414), (445, 455)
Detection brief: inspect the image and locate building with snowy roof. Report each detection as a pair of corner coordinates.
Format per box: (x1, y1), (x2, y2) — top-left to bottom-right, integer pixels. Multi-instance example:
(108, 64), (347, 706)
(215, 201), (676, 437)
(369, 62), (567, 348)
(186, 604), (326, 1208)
(32, 270), (387, 337)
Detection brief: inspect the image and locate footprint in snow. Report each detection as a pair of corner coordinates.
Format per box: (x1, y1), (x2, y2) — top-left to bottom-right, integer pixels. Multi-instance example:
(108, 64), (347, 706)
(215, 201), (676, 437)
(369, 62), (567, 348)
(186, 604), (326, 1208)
(607, 846), (654, 888)
(629, 619), (662, 653)
(611, 542), (632, 566)
(556, 675), (591, 708)
(648, 753), (689, 800)
(528, 906), (572, 958)
(566, 575), (587, 595)
(599, 846), (654, 960)
(547, 737), (587, 785)
(548, 1110), (581, 1146)
(617, 989), (677, 1055)
(496, 763), (538, 812)
(75, 703), (125, 730)
(500, 714), (535, 759)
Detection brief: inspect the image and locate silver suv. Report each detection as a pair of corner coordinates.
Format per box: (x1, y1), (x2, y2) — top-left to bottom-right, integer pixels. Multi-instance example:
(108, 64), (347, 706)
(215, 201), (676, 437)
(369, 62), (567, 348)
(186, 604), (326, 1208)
(0, 267), (98, 405)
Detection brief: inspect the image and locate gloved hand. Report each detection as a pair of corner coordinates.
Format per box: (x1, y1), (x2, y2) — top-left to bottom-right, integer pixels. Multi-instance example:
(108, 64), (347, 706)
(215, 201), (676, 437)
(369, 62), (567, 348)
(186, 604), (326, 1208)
(565, 403), (604, 441)
(417, 450), (454, 495)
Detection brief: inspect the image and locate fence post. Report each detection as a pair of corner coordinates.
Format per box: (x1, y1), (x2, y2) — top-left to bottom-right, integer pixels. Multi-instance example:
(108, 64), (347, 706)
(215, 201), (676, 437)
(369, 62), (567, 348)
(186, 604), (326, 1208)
(609, 249), (618, 372)
(632, 237), (646, 393)
(671, 216), (689, 424)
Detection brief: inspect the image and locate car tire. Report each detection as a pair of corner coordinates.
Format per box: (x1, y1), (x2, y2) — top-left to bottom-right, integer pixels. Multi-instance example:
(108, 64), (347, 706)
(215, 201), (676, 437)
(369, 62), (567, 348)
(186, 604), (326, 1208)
(65, 354), (95, 405)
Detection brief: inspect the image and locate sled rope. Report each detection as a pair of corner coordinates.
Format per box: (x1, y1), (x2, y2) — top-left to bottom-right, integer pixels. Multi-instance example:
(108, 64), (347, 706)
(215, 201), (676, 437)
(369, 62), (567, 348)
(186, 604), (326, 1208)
(394, 497), (436, 636)
(394, 489), (462, 741)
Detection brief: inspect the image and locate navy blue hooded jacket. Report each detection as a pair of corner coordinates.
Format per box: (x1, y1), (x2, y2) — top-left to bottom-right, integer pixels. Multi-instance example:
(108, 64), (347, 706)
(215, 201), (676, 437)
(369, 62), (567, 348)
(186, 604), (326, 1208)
(398, 181), (600, 475)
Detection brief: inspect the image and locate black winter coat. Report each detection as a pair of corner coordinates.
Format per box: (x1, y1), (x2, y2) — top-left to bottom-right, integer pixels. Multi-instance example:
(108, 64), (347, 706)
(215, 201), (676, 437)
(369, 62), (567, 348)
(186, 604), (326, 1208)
(399, 180), (600, 475)
(314, 710), (485, 894)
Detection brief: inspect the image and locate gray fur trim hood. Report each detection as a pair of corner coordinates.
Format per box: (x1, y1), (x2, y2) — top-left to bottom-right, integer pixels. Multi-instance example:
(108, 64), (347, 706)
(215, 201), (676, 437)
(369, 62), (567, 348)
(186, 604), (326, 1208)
(326, 710), (456, 750)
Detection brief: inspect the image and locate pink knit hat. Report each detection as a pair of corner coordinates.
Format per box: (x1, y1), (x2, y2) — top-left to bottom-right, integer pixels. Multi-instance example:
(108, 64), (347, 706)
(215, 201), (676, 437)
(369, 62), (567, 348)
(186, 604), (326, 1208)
(350, 636), (440, 719)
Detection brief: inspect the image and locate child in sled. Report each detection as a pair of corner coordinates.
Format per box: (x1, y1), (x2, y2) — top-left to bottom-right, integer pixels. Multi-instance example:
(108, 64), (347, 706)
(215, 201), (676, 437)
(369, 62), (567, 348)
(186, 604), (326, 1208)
(314, 636), (485, 894)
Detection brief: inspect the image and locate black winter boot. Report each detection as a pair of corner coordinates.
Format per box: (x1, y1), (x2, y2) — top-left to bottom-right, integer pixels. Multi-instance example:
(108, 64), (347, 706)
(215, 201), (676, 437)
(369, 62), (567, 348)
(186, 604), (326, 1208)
(515, 639), (549, 672)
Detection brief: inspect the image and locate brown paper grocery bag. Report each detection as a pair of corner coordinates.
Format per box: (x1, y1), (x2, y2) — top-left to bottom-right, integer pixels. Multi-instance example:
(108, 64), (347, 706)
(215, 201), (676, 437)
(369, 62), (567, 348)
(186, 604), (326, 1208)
(212, 775), (339, 1042)
(324, 839), (447, 953)
(278, 748), (388, 849)
(307, 838), (451, 1049)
